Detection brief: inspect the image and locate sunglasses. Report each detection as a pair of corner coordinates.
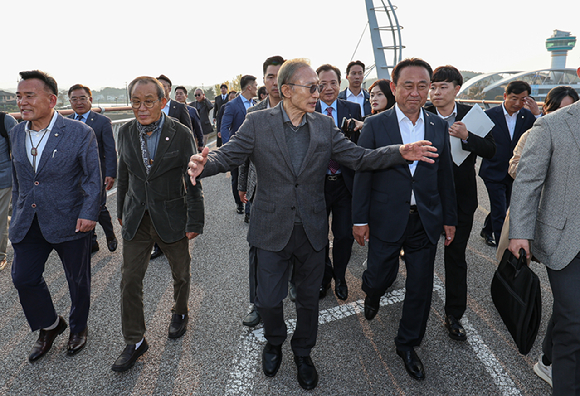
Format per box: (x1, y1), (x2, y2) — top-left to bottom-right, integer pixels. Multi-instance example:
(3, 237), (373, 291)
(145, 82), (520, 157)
(286, 83), (322, 94)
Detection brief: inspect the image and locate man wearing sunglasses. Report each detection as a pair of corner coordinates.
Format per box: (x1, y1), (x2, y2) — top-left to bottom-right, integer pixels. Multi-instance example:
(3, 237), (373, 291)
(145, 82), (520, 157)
(188, 59), (438, 390)
(191, 89), (214, 144)
(112, 76), (204, 372)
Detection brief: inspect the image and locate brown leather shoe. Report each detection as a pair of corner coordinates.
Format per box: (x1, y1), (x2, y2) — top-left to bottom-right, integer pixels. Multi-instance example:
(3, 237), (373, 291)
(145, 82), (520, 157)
(29, 316), (68, 362)
(67, 327), (88, 355)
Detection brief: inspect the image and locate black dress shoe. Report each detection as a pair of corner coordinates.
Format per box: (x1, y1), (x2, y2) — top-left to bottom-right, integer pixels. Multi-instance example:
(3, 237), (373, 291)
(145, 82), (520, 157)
(244, 213), (250, 223)
(168, 314), (189, 338)
(396, 347), (425, 381)
(29, 316), (68, 362)
(67, 327), (88, 355)
(91, 242), (100, 253)
(243, 306), (261, 327)
(236, 205), (244, 214)
(445, 314), (467, 341)
(335, 279), (348, 300)
(288, 282), (297, 302)
(106, 236), (118, 252)
(150, 244), (163, 260)
(319, 282), (330, 299)
(364, 296), (380, 320)
(262, 343), (282, 377)
(294, 354), (318, 390)
(111, 339), (149, 372)
(480, 230), (496, 247)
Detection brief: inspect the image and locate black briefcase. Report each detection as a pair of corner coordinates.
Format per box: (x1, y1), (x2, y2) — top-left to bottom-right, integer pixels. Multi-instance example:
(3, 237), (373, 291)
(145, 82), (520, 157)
(491, 248), (541, 355)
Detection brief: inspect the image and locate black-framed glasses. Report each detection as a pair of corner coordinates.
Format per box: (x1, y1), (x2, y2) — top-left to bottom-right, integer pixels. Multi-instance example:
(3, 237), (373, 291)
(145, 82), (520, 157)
(286, 83), (322, 94)
(130, 99), (160, 109)
(194, 94), (202, 97)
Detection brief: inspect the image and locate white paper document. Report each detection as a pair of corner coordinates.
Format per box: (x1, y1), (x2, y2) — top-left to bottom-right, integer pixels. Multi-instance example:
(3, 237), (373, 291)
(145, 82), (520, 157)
(449, 105), (495, 166)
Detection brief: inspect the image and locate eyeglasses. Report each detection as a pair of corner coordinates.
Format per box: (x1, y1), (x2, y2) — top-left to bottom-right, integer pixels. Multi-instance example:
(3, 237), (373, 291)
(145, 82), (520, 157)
(130, 99), (160, 109)
(286, 83), (322, 94)
(70, 96), (89, 103)
(194, 94), (202, 97)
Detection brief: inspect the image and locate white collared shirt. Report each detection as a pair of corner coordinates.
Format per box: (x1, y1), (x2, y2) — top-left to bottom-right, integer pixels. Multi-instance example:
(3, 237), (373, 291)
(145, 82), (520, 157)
(435, 103), (458, 126)
(25, 111), (58, 172)
(345, 88), (366, 117)
(395, 103), (425, 205)
(162, 99), (171, 116)
(502, 103), (519, 139)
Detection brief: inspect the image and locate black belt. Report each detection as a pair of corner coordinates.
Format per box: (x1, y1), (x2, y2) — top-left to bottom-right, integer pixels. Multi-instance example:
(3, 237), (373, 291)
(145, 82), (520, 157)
(326, 174), (343, 181)
(409, 205), (418, 214)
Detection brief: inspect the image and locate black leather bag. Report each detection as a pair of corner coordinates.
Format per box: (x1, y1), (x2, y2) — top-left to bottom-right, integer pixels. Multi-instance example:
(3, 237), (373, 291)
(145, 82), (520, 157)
(491, 248), (541, 355)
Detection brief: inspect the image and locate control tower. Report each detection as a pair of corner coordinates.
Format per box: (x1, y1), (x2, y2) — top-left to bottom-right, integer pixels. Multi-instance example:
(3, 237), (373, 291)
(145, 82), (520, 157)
(546, 30), (576, 69)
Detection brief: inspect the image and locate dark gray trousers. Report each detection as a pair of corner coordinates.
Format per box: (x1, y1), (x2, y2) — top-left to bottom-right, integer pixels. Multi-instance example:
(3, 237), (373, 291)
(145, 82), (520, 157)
(254, 224), (324, 356)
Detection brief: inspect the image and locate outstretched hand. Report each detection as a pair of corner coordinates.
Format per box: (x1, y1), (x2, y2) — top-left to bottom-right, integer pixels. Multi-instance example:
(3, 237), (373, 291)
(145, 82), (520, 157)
(188, 147), (209, 185)
(399, 140), (438, 163)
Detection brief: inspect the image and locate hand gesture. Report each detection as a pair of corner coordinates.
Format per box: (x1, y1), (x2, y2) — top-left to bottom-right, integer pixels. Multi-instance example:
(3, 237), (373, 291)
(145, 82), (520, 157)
(399, 140), (438, 163)
(188, 147), (209, 185)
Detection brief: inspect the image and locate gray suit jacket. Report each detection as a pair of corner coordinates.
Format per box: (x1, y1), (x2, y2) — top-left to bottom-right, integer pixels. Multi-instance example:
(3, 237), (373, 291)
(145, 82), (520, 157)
(200, 102), (407, 252)
(10, 112), (102, 244)
(117, 116), (204, 243)
(509, 101), (580, 270)
(238, 98), (269, 200)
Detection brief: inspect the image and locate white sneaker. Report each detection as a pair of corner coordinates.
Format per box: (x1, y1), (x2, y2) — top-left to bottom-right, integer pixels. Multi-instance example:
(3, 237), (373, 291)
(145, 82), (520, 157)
(533, 356), (552, 387)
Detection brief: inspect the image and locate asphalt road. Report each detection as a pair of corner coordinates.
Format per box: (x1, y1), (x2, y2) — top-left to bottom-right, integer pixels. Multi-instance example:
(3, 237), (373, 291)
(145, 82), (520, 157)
(0, 152), (552, 396)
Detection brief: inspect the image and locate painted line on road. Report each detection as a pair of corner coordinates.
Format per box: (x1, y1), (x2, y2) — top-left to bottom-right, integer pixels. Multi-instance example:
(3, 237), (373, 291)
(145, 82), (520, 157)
(226, 275), (521, 395)
(432, 276), (520, 396)
(224, 288), (407, 395)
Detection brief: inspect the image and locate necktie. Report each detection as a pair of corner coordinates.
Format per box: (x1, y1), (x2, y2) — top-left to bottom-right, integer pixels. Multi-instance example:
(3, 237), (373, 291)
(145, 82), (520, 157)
(326, 107), (340, 174)
(76, 114), (83, 122)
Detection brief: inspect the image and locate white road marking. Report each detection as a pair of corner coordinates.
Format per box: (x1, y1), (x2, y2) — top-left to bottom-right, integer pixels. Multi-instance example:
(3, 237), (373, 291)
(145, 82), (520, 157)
(432, 276), (521, 396)
(226, 274), (521, 395)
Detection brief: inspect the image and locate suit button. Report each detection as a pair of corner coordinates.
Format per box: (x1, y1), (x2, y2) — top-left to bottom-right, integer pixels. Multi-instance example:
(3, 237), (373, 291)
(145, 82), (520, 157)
(291, 206), (295, 210)
(141, 202), (145, 206)
(31, 204), (36, 208)
(34, 181), (39, 185)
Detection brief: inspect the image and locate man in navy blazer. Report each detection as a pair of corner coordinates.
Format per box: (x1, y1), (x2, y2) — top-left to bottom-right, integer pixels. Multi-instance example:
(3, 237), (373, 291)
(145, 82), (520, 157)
(352, 58), (457, 381)
(478, 81), (539, 245)
(221, 74), (258, 215)
(315, 64), (362, 301)
(11, 71), (101, 362)
(338, 60), (372, 117)
(68, 84), (118, 253)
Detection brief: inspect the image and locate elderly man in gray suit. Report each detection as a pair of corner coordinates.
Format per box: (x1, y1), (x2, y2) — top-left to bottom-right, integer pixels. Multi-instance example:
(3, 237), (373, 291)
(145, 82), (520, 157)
(188, 58), (438, 390)
(238, 55), (286, 328)
(11, 70), (101, 362)
(509, 71), (580, 395)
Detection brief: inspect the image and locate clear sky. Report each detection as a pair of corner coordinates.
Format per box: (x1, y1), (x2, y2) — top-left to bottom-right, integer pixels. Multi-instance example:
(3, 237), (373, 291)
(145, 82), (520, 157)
(2, 0), (579, 92)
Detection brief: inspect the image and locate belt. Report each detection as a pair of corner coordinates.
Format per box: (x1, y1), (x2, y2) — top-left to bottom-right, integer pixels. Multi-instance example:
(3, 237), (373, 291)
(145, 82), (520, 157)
(409, 205), (418, 214)
(326, 174), (343, 181)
